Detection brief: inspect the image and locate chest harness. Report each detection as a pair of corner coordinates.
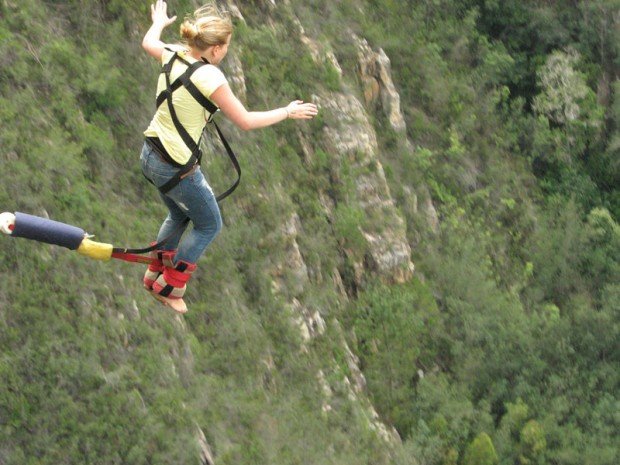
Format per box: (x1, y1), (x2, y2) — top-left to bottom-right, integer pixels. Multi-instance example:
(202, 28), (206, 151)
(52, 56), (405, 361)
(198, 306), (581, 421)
(146, 50), (240, 199)
(136, 50), (241, 257)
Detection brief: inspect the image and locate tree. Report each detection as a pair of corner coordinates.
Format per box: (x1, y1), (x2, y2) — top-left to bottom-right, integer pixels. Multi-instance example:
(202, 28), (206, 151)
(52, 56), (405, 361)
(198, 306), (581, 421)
(351, 279), (442, 436)
(532, 49), (590, 126)
(519, 420), (547, 465)
(463, 432), (498, 465)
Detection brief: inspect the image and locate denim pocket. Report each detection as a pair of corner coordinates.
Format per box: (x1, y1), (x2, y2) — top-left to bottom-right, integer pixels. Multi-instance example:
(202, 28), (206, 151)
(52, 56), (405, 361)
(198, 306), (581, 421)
(141, 143), (180, 189)
(148, 170), (175, 189)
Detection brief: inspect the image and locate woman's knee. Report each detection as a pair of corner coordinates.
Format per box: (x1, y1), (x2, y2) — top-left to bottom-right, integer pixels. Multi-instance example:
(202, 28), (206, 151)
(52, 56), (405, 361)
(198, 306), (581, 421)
(194, 205), (222, 239)
(207, 208), (223, 238)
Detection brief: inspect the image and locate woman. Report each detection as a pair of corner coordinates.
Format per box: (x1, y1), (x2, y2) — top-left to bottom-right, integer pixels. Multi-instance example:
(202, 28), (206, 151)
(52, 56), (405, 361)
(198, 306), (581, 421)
(141, 0), (319, 313)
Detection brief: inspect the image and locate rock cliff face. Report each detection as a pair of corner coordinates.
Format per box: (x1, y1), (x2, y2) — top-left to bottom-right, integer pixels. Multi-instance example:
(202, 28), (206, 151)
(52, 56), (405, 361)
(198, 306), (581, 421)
(317, 90), (414, 285)
(356, 36), (407, 135)
(216, 0), (419, 453)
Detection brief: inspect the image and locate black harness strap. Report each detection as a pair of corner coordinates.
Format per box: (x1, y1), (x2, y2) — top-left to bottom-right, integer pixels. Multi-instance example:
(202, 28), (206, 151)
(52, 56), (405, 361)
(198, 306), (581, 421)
(212, 121), (241, 201)
(156, 58), (201, 195)
(154, 68), (218, 112)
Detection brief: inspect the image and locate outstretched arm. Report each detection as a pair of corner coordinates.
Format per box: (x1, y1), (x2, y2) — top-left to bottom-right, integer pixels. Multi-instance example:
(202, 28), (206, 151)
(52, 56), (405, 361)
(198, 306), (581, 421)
(142, 0), (177, 60)
(209, 83), (319, 131)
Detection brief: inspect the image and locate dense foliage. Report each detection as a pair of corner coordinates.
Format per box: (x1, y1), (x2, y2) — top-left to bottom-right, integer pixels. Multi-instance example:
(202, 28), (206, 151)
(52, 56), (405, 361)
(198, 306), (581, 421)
(0, 1), (618, 465)
(343, 1), (619, 464)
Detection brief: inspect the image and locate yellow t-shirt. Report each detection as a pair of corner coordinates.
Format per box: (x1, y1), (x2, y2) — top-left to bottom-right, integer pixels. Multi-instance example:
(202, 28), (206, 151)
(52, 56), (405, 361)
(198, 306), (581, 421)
(144, 48), (227, 165)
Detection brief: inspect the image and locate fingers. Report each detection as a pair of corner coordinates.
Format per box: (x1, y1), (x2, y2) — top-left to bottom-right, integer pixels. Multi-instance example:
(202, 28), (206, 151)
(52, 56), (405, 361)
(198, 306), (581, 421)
(154, 0), (167, 14)
(151, 0), (176, 25)
(290, 103), (319, 119)
(285, 100), (318, 120)
(301, 105), (319, 118)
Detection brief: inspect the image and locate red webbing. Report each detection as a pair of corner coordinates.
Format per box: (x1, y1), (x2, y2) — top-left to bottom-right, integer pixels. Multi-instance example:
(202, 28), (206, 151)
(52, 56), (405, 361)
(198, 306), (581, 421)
(111, 252), (159, 265)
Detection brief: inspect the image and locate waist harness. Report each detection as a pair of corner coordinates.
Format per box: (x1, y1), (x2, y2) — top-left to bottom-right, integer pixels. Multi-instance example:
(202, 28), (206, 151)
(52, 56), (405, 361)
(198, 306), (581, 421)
(148, 50), (240, 201)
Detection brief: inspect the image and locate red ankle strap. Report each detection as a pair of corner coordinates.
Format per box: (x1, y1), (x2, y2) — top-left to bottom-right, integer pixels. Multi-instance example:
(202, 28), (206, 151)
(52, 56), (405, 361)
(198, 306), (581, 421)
(162, 261), (196, 287)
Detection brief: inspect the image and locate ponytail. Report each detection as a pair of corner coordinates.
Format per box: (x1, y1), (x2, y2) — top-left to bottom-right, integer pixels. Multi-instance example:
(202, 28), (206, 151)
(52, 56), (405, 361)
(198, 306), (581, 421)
(180, 3), (232, 50)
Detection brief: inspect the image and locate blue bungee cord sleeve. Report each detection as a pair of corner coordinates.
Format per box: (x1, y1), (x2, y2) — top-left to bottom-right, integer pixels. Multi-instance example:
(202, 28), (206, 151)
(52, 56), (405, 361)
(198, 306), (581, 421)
(11, 212), (85, 250)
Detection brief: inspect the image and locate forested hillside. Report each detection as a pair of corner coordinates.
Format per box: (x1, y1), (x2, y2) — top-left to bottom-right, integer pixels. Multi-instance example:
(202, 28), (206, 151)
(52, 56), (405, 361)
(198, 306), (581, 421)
(0, 1), (618, 464)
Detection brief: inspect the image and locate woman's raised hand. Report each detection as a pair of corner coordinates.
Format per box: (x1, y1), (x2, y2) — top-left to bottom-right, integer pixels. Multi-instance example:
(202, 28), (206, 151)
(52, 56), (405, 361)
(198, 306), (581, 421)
(151, 0), (177, 27)
(286, 100), (319, 120)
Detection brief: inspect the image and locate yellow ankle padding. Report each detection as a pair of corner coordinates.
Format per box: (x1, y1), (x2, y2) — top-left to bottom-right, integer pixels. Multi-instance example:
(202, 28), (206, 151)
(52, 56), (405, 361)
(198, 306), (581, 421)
(77, 238), (113, 261)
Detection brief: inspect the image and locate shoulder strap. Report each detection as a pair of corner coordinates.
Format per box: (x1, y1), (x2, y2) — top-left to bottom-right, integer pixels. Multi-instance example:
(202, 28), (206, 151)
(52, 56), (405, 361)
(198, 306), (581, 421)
(155, 53), (218, 114)
(179, 72), (218, 115)
(160, 53), (201, 158)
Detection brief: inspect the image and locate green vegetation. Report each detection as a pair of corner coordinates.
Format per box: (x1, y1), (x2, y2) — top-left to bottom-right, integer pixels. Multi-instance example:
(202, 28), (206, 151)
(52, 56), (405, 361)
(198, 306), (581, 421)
(1, 1), (618, 464)
(343, 2), (619, 464)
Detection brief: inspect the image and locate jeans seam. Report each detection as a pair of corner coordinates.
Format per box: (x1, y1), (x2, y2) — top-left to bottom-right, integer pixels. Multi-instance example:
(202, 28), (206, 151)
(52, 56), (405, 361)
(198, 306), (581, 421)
(187, 173), (221, 230)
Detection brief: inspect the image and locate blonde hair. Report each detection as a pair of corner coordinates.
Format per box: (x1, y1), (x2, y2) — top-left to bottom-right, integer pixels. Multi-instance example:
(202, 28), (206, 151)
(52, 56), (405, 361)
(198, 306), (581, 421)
(180, 3), (233, 51)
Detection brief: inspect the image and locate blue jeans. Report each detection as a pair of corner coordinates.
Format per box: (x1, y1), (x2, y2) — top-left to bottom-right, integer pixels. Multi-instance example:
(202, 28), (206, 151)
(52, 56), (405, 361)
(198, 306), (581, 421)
(140, 142), (222, 265)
